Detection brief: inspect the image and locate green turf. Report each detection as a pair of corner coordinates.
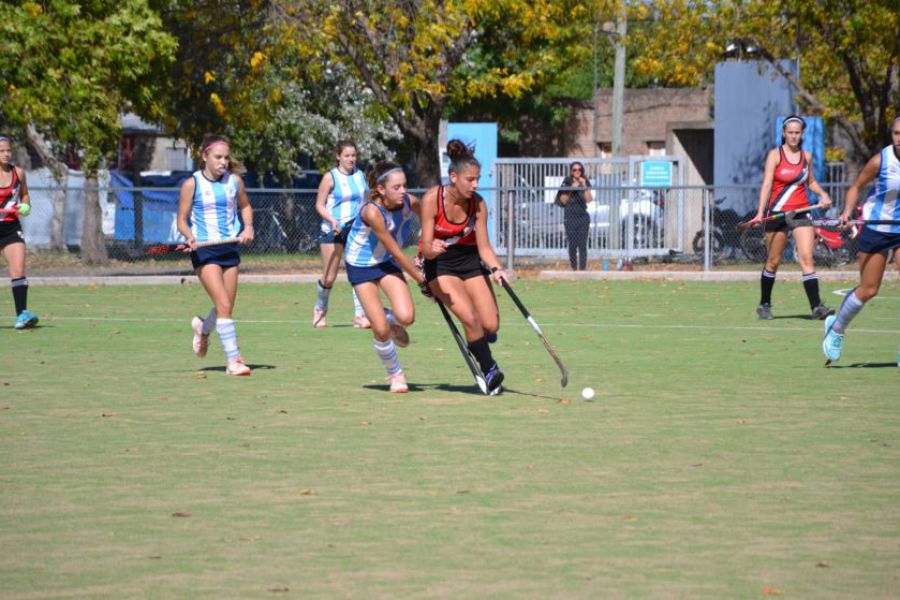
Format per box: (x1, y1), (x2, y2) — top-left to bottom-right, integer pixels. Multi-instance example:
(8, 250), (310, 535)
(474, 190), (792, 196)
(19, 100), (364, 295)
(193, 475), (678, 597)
(1, 279), (899, 598)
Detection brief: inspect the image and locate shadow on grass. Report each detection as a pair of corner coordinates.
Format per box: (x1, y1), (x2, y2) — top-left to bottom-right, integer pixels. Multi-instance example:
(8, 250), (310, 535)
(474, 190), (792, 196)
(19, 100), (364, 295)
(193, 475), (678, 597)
(362, 382), (562, 401)
(772, 313), (817, 320)
(828, 362), (898, 369)
(199, 364), (278, 373)
(3, 324), (49, 330)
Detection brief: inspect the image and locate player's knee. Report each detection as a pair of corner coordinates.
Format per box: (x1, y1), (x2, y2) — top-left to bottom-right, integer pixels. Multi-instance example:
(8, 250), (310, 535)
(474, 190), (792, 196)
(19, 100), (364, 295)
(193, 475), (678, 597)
(394, 307), (414, 327)
(857, 283), (880, 301)
(482, 316), (499, 334)
(372, 326), (391, 342)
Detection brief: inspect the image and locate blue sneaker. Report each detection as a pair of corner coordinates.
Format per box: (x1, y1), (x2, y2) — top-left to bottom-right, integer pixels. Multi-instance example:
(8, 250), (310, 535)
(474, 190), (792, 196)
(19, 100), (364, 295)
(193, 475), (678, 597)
(822, 315), (843, 364)
(485, 363), (504, 394)
(14, 309), (39, 330)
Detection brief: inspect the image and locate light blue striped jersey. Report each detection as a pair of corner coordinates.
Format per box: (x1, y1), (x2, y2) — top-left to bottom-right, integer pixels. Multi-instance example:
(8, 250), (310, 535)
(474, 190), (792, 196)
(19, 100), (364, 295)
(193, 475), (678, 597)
(863, 146), (900, 234)
(322, 167), (367, 233)
(189, 170), (240, 242)
(344, 196), (414, 268)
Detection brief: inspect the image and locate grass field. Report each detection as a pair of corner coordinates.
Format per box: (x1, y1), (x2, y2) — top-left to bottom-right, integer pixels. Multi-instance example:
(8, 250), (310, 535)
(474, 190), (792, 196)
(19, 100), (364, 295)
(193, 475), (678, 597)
(2, 278), (899, 598)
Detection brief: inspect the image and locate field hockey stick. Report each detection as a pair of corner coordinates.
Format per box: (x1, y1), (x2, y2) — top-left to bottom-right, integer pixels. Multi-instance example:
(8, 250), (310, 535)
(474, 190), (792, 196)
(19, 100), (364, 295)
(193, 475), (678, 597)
(738, 203), (824, 228)
(146, 236), (242, 257)
(435, 298), (489, 395)
(799, 218), (900, 228)
(498, 277), (569, 388)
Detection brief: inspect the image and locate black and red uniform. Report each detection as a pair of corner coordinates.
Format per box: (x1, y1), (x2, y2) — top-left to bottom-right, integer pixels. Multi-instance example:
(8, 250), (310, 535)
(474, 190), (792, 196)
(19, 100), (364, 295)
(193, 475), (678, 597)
(765, 148), (811, 233)
(0, 166), (24, 250)
(422, 185), (487, 282)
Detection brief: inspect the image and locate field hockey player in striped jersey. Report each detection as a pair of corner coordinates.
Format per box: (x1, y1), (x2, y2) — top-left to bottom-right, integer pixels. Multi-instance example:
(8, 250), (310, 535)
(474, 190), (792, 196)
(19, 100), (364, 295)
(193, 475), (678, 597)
(344, 161), (425, 393)
(312, 140), (370, 329)
(823, 116), (900, 366)
(420, 140), (507, 394)
(749, 116), (834, 321)
(0, 135), (38, 329)
(177, 134), (255, 376)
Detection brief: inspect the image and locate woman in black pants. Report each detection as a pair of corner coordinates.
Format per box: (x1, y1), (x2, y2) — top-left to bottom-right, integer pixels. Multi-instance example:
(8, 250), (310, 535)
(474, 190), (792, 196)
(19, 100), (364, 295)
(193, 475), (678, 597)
(556, 162), (593, 270)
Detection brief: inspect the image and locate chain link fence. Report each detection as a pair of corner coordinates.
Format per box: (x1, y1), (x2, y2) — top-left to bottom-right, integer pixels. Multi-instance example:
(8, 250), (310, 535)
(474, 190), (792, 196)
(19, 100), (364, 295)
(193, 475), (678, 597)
(16, 180), (854, 275)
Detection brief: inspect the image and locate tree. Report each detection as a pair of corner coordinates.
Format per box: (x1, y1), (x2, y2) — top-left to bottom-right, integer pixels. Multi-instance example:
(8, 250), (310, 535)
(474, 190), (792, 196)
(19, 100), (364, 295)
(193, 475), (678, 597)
(274, 0), (592, 185)
(629, 0), (900, 161)
(1, 0), (176, 263)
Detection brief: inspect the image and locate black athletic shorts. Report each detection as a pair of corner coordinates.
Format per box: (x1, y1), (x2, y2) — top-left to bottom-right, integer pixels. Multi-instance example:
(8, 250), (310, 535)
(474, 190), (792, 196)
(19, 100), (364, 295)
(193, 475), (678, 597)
(424, 244), (488, 282)
(0, 220), (24, 250)
(191, 243), (241, 270)
(765, 215), (812, 233)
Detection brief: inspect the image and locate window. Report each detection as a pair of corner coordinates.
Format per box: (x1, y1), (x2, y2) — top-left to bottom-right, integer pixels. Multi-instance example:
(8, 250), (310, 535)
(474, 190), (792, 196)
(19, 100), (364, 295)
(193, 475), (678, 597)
(647, 141), (666, 156)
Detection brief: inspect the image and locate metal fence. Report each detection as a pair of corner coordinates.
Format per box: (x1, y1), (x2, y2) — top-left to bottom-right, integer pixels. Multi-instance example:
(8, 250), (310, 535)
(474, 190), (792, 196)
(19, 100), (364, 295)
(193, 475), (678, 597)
(17, 180), (855, 274)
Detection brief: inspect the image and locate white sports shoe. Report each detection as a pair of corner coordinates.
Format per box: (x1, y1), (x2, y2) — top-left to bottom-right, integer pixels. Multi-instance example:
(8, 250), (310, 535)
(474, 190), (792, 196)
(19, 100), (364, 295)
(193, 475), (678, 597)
(191, 316), (209, 357)
(387, 371), (408, 393)
(226, 358), (252, 376)
(353, 314), (372, 329)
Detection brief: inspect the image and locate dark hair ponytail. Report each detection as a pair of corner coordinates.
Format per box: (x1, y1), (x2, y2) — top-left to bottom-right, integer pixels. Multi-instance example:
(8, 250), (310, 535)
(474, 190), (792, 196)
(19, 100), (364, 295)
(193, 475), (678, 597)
(447, 139), (480, 174)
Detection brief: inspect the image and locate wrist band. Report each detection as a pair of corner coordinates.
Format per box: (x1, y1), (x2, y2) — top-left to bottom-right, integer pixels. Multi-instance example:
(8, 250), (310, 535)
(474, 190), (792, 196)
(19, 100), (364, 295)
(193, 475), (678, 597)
(490, 266), (500, 273)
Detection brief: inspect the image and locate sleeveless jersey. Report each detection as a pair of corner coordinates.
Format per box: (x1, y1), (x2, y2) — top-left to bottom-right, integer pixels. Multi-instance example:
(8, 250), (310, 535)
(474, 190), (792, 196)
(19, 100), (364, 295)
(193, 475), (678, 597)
(345, 196), (414, 268)
(189, 170), (240, 242)
(0, 166), (22, 223)
(767, 147), (810, 213)
(322, 167), (367, 233)
(862, 145), (900, 234)
(421, 186), (477, 253)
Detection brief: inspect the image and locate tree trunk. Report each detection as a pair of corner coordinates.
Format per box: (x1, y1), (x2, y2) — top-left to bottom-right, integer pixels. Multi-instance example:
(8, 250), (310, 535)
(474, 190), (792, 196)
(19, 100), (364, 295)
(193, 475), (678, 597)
(408, 109), (443, 188)
(24, 123), (68, 251)
(80, 173), (109, 264)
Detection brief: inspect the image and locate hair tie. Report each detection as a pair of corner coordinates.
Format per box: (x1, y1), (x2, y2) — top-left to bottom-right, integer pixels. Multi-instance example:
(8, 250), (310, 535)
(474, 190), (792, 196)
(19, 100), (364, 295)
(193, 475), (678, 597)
(376, 167), (403, 183)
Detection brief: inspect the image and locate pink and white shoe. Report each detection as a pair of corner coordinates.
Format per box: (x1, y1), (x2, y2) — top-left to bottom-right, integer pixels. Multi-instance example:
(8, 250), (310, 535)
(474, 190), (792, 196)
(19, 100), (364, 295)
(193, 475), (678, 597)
(353, 314), (371, 329)
(226, 358), (252, 376)
(191, 316), (209, 358)
(386, 371), (408, 393)
(313, 307), (327, 328)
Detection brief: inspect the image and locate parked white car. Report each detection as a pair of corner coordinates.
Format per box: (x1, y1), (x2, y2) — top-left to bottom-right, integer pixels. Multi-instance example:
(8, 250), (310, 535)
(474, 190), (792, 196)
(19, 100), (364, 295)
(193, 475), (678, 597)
(514, 179), (665, 250)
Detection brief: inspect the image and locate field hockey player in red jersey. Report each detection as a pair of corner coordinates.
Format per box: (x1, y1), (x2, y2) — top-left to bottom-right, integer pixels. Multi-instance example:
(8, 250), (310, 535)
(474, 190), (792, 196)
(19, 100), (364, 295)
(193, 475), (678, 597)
(749, 115), (834, 321)
(0, 135), (39, 329)
(419, 139), (507, 394)
(343, 162), (426, 393)
(177, 134), (255, 376)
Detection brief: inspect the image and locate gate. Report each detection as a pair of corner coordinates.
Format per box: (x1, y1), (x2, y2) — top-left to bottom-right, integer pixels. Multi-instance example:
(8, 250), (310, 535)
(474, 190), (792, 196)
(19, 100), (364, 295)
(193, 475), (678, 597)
(493, 157), (685, 266)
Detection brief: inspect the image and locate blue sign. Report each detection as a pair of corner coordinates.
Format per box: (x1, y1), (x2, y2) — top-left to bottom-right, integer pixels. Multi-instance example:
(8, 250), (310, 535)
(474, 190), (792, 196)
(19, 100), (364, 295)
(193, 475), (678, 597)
(447, 122), (498, 244)
(640, 160), (673, 188)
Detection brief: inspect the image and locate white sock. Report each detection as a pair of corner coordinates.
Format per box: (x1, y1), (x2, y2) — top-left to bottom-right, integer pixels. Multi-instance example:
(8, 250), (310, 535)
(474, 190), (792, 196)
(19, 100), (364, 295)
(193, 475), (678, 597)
(201, 308), (217, 335)
(384, 308), (397, 326)
(316, 280), (331, 311)
(352, 288), (364, 317)
(374, 338), (401, 375)
(216, 318), (240, 361)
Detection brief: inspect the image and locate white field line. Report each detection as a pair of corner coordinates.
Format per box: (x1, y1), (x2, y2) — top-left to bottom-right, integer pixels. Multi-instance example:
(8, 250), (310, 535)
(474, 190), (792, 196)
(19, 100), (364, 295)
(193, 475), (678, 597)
(43, 315), (899, 335)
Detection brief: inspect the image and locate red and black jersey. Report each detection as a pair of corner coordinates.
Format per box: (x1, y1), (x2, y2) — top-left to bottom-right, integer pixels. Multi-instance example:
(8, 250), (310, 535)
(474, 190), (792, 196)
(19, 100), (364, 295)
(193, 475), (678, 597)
(0, 166), (21, 223)
(767, 147), (810, 213)
(430, 185), (477, 246)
